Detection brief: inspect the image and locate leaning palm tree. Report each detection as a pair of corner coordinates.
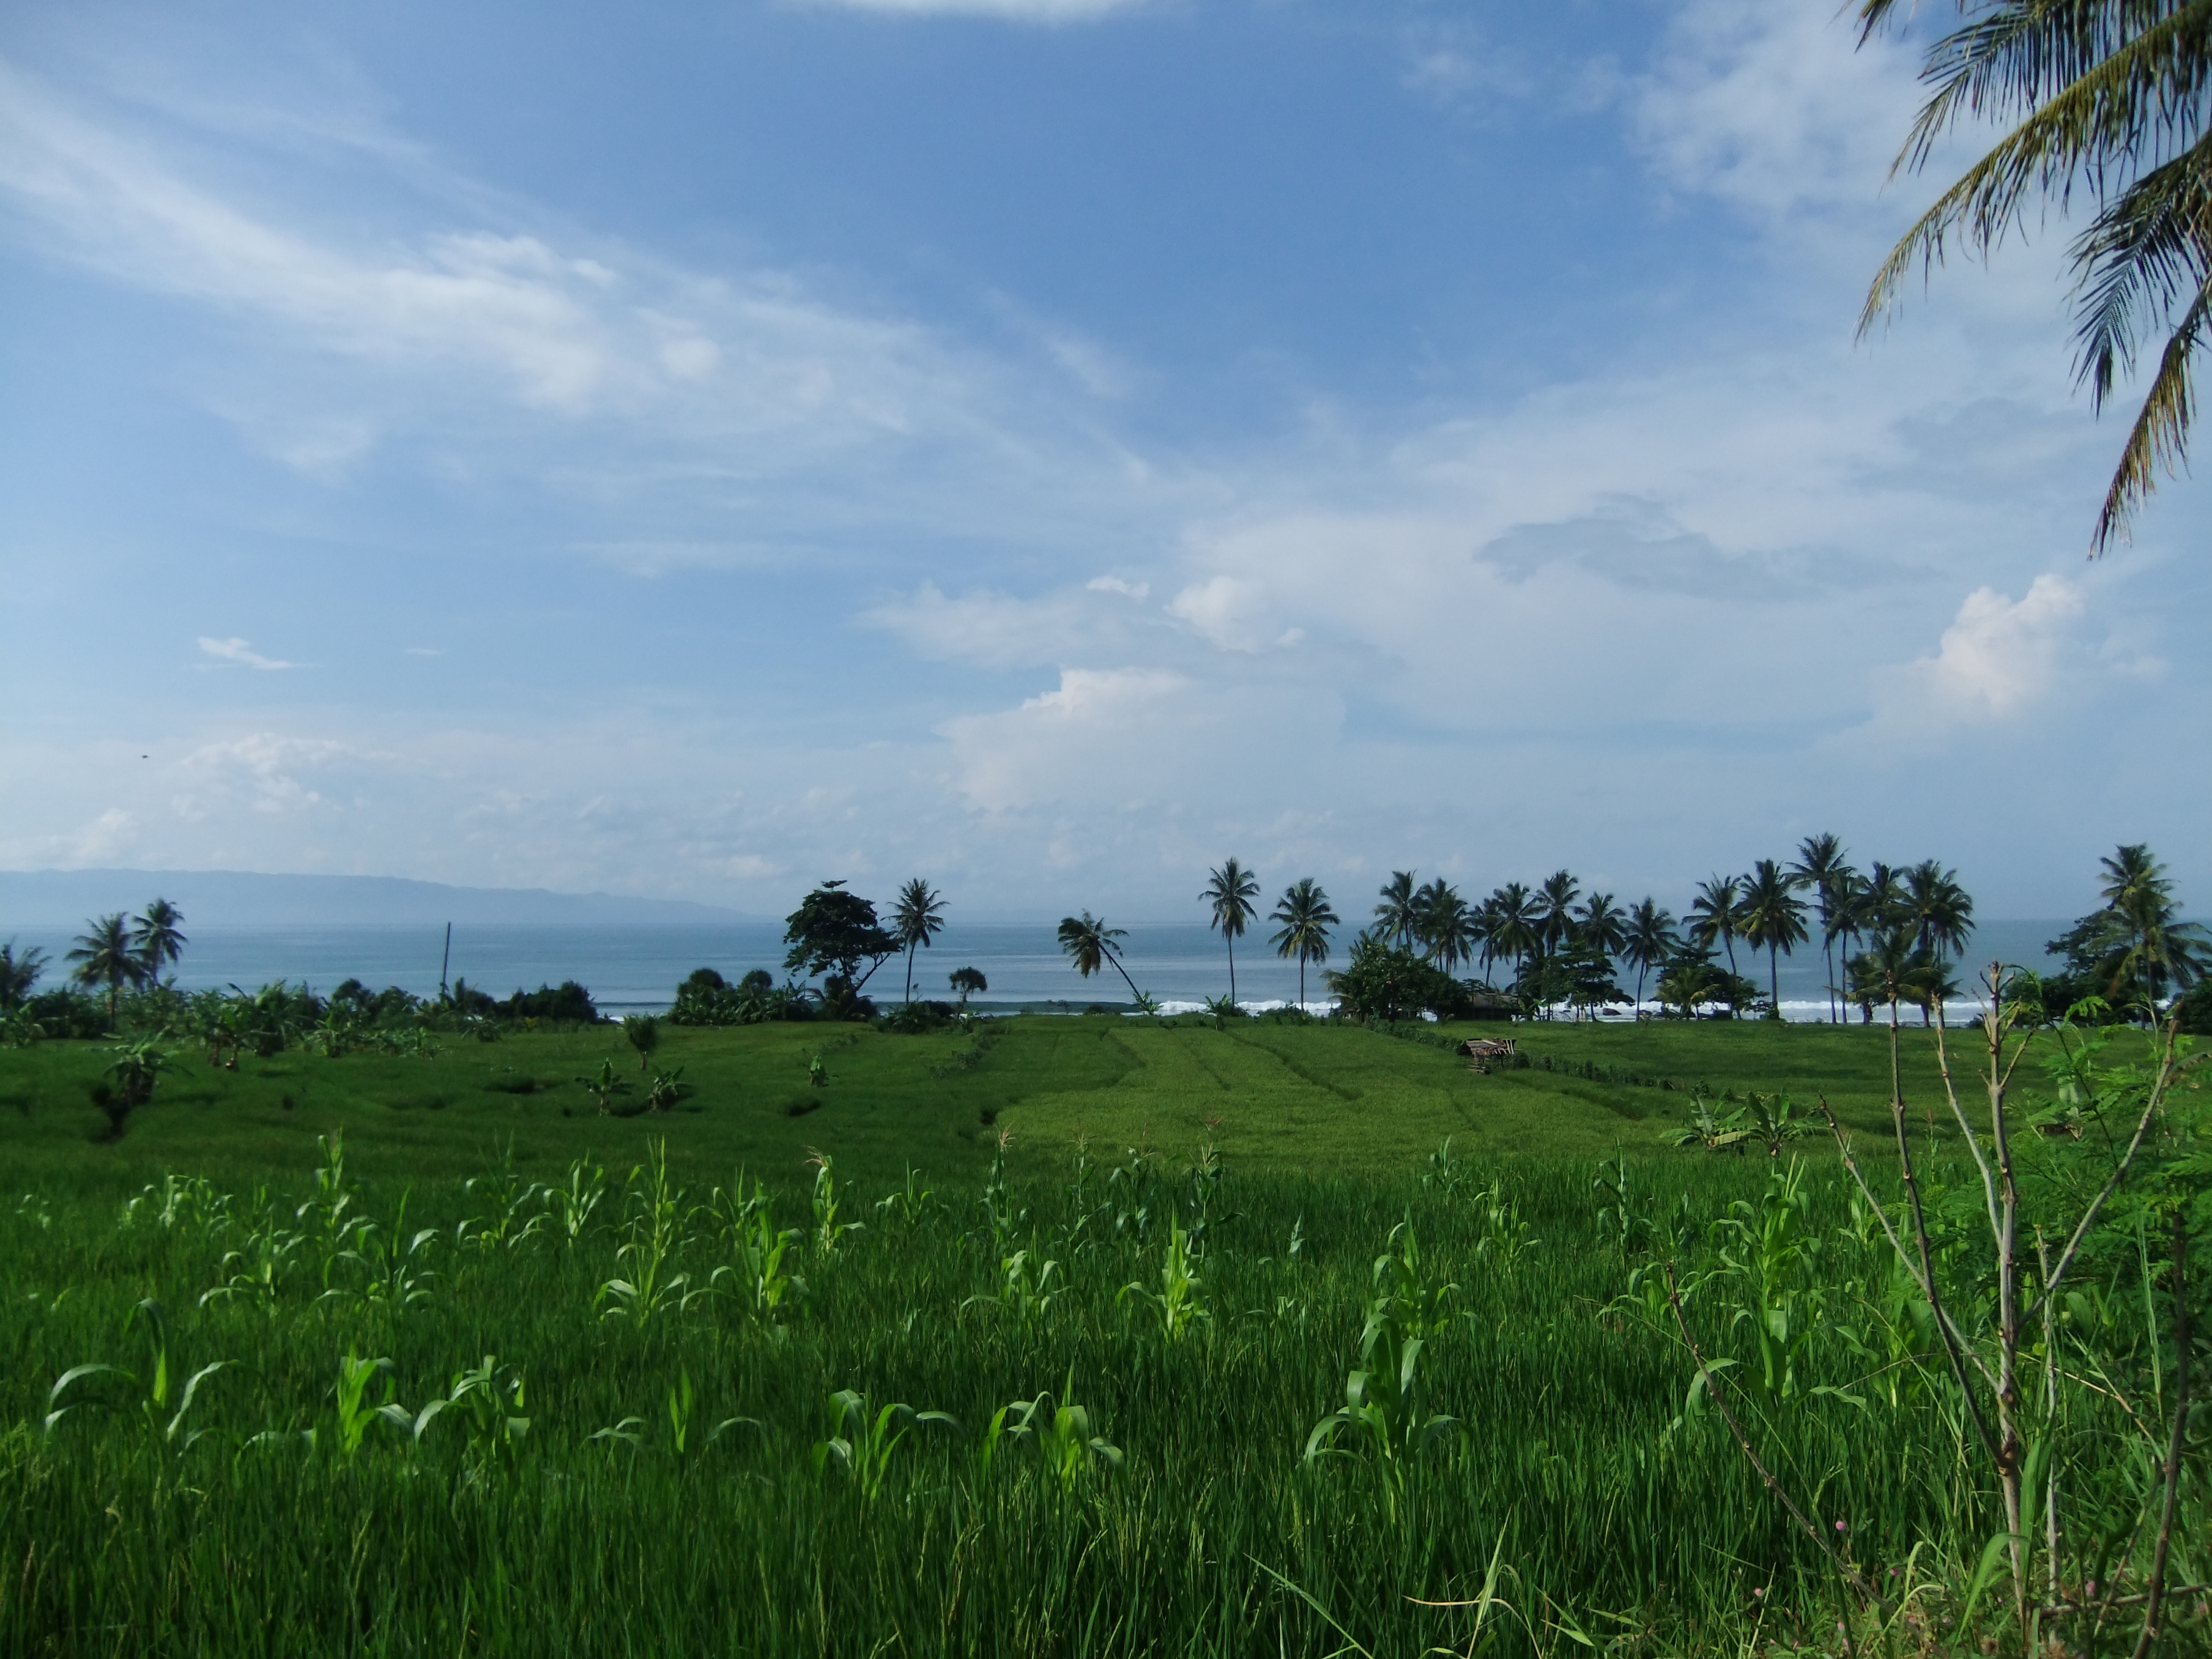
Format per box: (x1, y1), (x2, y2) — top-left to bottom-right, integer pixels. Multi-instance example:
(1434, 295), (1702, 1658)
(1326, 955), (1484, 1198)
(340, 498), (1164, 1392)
(1622, 899), (1678, 1011)
(1203, 858), (1261, 1006)
(1269, 878), (1338, 1011)
(1858, 0), (2212, 549)
(1788, 834), (1850, 1025)
(67, 913), (143, 1027)
(1533, 870), (1581, 956)
(890, 878), (948, 1005)
(1057, 912), (1146, 1006)
(1687, 876), (1746, 988)
(1373, 872), (1420, 951)
(130, 898), (187, 989)
(1739, 859), (1809, 1019)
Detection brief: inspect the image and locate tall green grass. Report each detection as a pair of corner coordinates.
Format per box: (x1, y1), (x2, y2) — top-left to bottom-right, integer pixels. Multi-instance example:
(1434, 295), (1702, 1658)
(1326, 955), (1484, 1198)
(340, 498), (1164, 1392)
(6, 1116), (2196, 1657)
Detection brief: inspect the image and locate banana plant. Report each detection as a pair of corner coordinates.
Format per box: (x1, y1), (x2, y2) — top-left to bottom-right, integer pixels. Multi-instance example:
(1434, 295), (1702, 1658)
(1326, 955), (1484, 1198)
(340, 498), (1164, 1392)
(643, 1066), (694, 1113)
(576, 1059), (638, 1117)
(45, 1299), (228, 1455)
(1665, 1097), (1750, 1154)
(812, 1389), (958, 1504)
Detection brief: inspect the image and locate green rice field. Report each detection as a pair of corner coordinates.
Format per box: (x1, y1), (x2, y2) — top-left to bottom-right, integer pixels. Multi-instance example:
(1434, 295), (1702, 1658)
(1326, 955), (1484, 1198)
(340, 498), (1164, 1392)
(1, 1015), (2202, 1656)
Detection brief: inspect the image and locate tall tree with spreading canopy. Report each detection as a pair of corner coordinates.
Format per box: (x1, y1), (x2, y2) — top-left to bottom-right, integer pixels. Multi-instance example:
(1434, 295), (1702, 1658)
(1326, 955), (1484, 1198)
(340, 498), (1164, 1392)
(1414, 879), (1479, 974)
(1859, 0), (2212, 547)
(68, 913), (143, 1026)
(782, 881), (901, 1007)
(889, 878), (948, 1005)
(1057, 912), (1146, 1006)
(1269, 878), (1338, 1011)
(1201, 858), (1261, 1006)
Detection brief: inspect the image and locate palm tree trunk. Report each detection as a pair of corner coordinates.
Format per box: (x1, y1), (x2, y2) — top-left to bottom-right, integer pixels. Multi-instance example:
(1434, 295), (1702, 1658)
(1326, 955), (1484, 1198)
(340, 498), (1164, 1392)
(904, 941), (916, 1005)
(1104, 946), (1145, 1008)
(1770, 945), (1781, 1018)
(1227, 935), (1237, 1006)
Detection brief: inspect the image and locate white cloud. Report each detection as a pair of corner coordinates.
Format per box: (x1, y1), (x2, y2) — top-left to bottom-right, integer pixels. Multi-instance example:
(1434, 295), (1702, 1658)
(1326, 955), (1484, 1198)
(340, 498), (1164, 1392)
(940, 667), (1189, 811)
(197, 636), (299, 670)
(1878, 575), (2087, 727)
(796, 0), (1148, 21)
(1086, 575), (1149, 599)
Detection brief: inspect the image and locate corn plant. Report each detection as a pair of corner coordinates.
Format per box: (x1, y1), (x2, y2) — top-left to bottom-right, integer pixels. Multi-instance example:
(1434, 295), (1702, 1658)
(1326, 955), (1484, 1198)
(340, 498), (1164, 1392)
(875, 1165), (941, 1234)
(1471, 1179), (1541, 1273)
(332, 1198), (440, 1312)
(458, 1142), (547, 1253)
(979, 1133), (1025, 1256)
(366, 1356), (529, 1470)
(596, 1142), (691, 1327)
(966, 1242), (1063, 1331)
(812, 1389), (958, 1504)
(807, 1150), (861, 1256)
(122, 1173), (232, 1239)
(332, 1351), (396, 1457)
(1590, 1152), (1647, 1260)
(45, 1299), (228, 1455)
(199, 1197), (305, 1312)
(980, 1371), (1122, 1489)
(1305, 1223), (1458, 1489)
(707, 1175), (806, 1322)
(1422, 1136), (1467, 1196)
(541, 1157), (609, 1245)
(1709, 1158), (1828, 1404)
(1119, 1214), (1208, 1341)
(592, 1369), (761, 1461)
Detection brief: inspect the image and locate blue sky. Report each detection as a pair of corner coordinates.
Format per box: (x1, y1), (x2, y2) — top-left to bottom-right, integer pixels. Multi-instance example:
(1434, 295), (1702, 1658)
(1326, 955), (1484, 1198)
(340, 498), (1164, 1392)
(2, 0), (2206, 922)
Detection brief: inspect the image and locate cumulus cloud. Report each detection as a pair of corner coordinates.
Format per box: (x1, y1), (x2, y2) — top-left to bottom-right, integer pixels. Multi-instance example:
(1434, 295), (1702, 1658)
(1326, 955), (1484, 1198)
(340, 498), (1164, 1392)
(1876, 575), (2087, 727)
(940, 667), (1189, 811)
(197, 636), (299, 670)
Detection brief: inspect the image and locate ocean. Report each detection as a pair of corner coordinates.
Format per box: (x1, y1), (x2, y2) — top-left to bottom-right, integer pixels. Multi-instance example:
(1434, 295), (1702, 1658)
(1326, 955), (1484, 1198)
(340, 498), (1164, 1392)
(0, 917), (2072, 1022)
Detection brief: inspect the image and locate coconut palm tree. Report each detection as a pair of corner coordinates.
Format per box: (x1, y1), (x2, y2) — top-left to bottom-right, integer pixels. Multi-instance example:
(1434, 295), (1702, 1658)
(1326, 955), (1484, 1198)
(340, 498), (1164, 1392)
(1487, 882), (1540, 981)
(130, 898), (187, 988)
(1269, 878), (1338, 1011)
(1058, 912), (1146, 1006)
(1573, 891), (1629, 960)
(1687, 876), (1746, 992)
(1739, 859), (1809, 1019)
(1903, 860), (1975, 968)
(1202, 858), (1261, 1006)
(1622, 899), (1677, 1011)
(1373, 871), (1420, 951)
(1533, 870), (1581, 955)
(0, 941), (47, 1012)
(1788, 834), (1850, 1025)
(891, 878), (948, 1004)
(67, 913), (143, 1026)
(1416, 881), (1479, 975)
(1859, 0), (2212, 549)
(2093, 842), (2209, 1004)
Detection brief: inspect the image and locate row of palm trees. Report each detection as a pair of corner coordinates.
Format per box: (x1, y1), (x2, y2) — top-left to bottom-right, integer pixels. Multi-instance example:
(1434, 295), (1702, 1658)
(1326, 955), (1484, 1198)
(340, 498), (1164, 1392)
(1153, 839), (1981, 1020)
(1, 900), (188, 1025)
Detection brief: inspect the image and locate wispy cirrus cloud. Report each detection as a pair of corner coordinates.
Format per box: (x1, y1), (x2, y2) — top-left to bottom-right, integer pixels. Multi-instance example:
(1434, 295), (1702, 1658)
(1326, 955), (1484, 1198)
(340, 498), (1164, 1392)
(197, 636), (300, 670)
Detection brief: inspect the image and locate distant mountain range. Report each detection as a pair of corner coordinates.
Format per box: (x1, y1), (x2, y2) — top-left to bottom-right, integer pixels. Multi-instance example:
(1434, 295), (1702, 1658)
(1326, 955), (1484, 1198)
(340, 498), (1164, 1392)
(0, 869), (762, 928)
